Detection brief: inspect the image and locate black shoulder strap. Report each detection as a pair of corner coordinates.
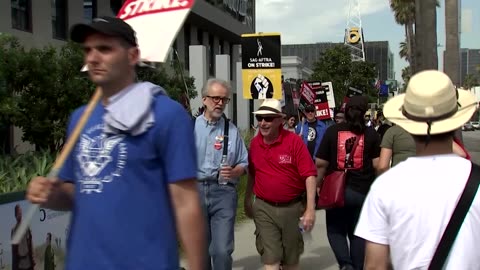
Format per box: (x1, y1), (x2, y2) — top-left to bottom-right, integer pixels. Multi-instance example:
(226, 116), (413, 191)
(428, 162), (480, 270)
(222, 114), (230, 156)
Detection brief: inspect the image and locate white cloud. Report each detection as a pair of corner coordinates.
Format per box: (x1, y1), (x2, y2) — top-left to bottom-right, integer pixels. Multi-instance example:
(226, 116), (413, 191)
(255, 0), (389, 44)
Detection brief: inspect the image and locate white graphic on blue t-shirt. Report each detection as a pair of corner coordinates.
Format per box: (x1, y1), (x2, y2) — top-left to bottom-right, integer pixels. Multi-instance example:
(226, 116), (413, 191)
(76, 125), (127, 194)
(307, 127), (316, 141)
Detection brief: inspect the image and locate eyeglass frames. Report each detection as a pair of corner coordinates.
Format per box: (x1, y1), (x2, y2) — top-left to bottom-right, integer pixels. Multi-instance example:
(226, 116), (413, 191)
(207, 96), (231, 104)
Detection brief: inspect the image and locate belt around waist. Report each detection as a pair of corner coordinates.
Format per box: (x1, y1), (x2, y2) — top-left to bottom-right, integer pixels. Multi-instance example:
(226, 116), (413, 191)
(198, 178), (236, 187)
(256, 195), (303, 207)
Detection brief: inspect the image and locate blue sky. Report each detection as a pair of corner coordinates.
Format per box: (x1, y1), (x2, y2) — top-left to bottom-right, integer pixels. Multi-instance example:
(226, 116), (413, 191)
(256, 0), (480, 83)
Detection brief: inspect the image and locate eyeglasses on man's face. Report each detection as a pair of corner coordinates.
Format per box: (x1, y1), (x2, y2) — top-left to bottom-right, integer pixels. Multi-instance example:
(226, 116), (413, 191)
(207, 95), (230, 104)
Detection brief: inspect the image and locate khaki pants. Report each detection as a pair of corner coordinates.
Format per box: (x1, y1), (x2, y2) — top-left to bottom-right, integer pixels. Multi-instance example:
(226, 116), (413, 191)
(253, 197), (305, 265)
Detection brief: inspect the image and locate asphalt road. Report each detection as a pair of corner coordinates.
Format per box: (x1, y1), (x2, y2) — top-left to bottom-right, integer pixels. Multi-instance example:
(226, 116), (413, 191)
(181, 130), (480, 270)
(461, 130), (480, 163)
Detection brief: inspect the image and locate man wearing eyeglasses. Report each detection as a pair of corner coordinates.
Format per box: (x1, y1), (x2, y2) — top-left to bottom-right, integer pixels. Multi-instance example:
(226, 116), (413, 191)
(295, 104), (329, 159)
(334, 110), (346, 124)
(245, 99), (317, 270)
(194, 78), (249, 270)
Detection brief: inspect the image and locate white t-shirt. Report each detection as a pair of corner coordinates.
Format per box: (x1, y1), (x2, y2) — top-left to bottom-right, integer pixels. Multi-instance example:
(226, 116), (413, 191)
(355, 155), (480, 270)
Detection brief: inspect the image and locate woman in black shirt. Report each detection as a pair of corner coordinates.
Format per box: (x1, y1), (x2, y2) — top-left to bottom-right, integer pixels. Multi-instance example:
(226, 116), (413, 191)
(315, 96), (381, 270)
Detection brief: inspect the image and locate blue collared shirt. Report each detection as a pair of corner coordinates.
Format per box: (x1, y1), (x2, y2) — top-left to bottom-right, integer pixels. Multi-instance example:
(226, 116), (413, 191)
(194, 114), (248, 184)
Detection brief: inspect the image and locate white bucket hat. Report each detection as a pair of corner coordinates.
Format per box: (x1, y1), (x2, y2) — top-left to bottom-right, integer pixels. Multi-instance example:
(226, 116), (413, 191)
(383, 70), (478, 135)
(252, 99), (286, 116)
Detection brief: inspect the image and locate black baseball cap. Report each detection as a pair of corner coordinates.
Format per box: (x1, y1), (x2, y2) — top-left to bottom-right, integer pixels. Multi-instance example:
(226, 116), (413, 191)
(305, 104), (316, 112)
(70, 16), (137, 47)
(346, 96), (368, 112)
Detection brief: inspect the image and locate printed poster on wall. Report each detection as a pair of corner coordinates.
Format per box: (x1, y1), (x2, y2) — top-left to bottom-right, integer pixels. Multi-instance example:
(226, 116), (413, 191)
(0, 193), (70, 270)
(241, 33), (282, 99)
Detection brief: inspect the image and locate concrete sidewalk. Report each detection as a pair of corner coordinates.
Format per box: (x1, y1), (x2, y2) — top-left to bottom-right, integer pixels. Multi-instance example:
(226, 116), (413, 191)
(181, 210), (338, 270)
(181, 131), (480, 269)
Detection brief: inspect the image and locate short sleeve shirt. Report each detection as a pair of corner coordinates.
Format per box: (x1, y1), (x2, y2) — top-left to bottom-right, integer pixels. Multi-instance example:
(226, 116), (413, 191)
(315, 123), (381, 194)
(249, 128), (317, 202)
(58, 94), (197, 270)
(380, 125), (416, 167)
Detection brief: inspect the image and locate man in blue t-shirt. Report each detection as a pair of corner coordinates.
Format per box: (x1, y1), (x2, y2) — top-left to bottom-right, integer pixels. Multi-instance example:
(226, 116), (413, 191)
(295, 104), (329, 159)
(25, 16), (205, 270)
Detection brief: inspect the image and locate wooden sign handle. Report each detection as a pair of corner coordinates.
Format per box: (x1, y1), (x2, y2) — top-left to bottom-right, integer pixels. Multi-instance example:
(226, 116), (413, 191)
(12, 87), (103, 245)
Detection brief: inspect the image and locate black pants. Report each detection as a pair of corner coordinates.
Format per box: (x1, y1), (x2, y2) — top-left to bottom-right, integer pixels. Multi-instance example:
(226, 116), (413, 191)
(325, 187), (366, 270)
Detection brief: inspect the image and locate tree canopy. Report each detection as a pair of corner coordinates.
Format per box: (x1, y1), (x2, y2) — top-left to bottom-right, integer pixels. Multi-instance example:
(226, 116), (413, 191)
(0, 34), (196, 152)
(310, 45), (377, 106)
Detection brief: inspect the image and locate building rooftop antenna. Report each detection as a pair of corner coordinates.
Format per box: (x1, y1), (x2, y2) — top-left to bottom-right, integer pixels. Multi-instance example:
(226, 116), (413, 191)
(344, 0), (366, 62)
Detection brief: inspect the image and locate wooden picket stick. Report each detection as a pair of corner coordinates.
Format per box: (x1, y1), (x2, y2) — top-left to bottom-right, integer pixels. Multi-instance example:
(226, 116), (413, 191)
(12, 87), (103, 245)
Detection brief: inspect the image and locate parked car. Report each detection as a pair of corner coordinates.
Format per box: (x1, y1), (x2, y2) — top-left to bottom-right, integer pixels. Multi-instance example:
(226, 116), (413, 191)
(471, 121), (480, 130)
(463, 122), (475, 131)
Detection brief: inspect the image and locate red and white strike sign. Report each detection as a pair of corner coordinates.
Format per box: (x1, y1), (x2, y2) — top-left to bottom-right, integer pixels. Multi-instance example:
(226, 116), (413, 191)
(118, 0), (196, 63)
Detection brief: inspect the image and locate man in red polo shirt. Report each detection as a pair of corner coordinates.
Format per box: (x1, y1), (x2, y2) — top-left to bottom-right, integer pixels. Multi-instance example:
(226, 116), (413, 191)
(244, 99), (318, 270)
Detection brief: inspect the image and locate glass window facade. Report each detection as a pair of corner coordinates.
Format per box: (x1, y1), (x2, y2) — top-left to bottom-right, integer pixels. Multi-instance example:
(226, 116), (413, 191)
(11, 0), (32, 32)
(83, 0), (97, 22)
(52, 0), (68, 40)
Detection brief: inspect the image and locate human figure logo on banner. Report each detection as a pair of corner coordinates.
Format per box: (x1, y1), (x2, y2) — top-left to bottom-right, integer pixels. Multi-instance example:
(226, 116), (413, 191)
(257, 38), (263, 56)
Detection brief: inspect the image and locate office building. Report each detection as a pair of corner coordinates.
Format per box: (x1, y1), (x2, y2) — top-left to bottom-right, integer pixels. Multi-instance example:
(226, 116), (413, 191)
(282, 41), (395, 82)
(459, 48), (480, 86)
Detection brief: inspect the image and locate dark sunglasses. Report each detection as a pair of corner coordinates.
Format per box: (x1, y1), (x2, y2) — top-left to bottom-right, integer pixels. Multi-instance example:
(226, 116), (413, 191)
(305, 109), (315, 113)
(256, 115), (280, 122)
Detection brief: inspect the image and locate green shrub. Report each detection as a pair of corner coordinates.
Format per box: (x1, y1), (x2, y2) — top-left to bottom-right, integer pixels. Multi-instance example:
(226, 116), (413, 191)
(240, 128), (256, 150)
(0, 151), (55, 193)
(235, 175), (248, 223)
(0, 129), (257, 216)
(235, 129), (255, 223)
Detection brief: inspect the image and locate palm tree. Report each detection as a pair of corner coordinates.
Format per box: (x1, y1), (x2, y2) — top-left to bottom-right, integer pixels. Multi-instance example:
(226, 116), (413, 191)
(443, 0), (463, 142)
(390, 0), (416, 69)
(463, 74), (479, 90)
(400, 66), (412, 92)
(444, 0), (460, 86)
(399, 41), (409, 61)
(390, 0), (441, 74)
(415, 0), (438, 72)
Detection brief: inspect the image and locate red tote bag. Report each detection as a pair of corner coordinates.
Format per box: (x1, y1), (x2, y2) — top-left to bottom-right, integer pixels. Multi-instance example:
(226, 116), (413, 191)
(317, 136), (360, 209)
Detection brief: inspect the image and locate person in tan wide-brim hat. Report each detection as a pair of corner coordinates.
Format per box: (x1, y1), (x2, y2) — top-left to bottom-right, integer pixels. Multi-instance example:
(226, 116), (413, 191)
(383, 70), (478, 136)
(355, 70), (480, 270)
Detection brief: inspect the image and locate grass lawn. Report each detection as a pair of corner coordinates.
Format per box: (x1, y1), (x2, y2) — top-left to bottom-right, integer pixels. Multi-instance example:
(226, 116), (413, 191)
(235, 175), (248, 224)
